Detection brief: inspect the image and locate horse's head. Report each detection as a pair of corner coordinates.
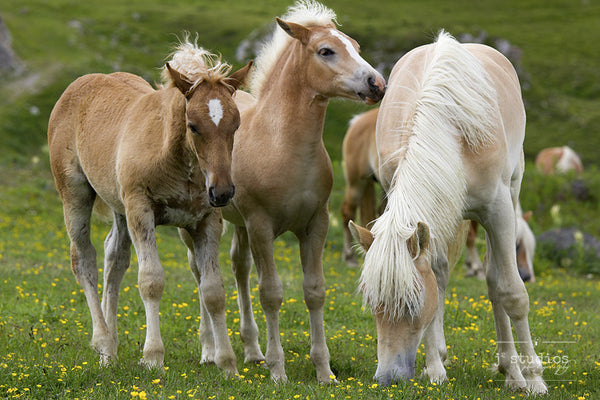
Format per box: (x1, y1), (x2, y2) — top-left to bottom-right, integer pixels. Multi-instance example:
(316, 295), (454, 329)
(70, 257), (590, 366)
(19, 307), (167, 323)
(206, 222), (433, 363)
(275, 18), (386, 104)
(349, 220), (438, 385)
(166, 61), (253, 207)
(516, 210), (535, 282)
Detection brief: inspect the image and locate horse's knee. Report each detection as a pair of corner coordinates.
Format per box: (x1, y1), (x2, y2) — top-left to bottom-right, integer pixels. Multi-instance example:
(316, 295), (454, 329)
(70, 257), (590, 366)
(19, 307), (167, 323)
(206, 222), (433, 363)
(493, 282), (529, 320)
(259, 278), (283, 311)
(303, 279), (325, 310)
(138, 270), (165, 301)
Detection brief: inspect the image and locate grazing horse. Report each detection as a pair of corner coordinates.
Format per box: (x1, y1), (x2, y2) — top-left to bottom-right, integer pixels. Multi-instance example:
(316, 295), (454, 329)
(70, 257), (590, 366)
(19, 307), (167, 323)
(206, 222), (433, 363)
(48, 40), (252, 374)
(349, 32), (546, 393)
(535, 145), (583, 175)
(184, 0), (385, 383)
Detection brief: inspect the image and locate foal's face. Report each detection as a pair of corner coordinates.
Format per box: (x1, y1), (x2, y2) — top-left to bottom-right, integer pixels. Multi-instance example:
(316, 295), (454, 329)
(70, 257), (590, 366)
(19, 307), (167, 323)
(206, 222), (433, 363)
(185, 83), (240, 207)
(167, 61), (252, 207)
(277, 19), (386, 104)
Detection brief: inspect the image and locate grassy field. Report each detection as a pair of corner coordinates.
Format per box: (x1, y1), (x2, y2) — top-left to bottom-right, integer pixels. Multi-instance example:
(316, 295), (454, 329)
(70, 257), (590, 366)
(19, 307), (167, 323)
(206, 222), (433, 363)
(1, 0), (600, 399)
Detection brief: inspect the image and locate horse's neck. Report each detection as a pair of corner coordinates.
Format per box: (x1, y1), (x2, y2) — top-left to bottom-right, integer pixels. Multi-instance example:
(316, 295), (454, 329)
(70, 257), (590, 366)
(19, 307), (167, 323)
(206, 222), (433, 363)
(255, 51), (329, 149)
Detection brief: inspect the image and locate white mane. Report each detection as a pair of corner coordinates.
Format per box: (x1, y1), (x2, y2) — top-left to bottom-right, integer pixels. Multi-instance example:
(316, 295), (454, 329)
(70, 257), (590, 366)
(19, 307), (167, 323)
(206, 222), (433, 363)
(162, 35), (232, 88)
(359, 31), (499, 319)
(249, 0), (337, 97)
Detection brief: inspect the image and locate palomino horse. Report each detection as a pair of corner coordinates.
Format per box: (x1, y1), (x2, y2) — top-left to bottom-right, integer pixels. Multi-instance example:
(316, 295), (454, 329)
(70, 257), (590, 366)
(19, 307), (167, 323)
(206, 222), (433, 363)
(349, 32), (546, 393)
(48, 40), (252, 374)
(341, 108), (536, 282)
(535, 145), (583, 175)
(184, 1), (385, 383)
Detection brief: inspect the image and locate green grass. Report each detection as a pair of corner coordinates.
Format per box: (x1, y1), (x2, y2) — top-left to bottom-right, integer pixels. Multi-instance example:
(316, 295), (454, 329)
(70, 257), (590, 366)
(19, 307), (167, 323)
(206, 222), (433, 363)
(1, 0), (600, 398)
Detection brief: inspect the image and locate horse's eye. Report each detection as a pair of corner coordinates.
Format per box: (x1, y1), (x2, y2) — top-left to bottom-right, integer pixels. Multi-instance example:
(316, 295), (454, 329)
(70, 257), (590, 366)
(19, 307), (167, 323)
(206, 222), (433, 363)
(188, 122), (199, 134)
(318, 48), (335, 57)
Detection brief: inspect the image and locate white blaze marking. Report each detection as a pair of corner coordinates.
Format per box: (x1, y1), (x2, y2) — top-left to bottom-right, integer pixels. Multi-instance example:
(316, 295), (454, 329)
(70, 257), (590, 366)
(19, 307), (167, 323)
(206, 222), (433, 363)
(329, 29), (371, 69)
(208, 98), (223, 126)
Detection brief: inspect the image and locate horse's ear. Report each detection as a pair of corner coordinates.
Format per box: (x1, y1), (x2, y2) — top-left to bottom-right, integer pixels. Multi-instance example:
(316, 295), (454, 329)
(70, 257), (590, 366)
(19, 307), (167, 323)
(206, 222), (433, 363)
(223, 60), (254, 93)
(166, 63), (193, 96)
(276, 18), (311, 45)
(522, 210), (533, 223)
(408, 222), (430, 258)
(349, 220), (374, 252)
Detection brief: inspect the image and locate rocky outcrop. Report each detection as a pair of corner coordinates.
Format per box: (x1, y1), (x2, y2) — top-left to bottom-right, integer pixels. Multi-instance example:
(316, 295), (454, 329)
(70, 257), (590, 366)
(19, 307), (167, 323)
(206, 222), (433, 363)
(0, 15), (23, 74)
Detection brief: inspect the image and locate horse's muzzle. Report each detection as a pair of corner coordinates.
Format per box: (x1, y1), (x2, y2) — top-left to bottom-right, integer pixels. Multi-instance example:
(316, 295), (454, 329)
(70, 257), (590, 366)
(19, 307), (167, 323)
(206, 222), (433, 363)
(208, 185), (235, 207)
(364, 74), (386, 105)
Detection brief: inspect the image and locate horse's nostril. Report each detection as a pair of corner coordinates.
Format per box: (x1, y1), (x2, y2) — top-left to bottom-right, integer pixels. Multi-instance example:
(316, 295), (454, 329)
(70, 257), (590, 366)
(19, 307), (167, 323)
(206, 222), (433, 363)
(208, 186), (216, 202)
(368, 75), (376, 88)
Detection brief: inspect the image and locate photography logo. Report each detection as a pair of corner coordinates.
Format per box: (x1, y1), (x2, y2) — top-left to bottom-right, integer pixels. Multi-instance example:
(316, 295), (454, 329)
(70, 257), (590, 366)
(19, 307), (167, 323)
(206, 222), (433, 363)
(494, 339), (575, 381)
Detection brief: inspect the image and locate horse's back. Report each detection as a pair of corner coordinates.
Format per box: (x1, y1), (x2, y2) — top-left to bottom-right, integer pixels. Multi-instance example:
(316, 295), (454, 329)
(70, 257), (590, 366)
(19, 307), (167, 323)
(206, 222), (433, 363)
(48, 72), (157, 208)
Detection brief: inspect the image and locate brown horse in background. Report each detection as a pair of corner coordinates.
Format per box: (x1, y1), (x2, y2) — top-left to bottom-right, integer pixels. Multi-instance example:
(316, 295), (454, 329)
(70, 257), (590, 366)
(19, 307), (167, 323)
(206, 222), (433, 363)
(48, 40), (251, 375)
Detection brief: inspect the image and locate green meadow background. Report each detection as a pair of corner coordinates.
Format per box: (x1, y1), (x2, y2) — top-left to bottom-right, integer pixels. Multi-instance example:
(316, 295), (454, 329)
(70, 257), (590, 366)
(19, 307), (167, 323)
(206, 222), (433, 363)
(1, 0), (599, 399)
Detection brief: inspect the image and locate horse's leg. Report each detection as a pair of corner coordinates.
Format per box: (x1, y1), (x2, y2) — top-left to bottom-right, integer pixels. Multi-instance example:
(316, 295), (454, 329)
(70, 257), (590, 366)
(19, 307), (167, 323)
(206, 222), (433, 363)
(422, 254), (449, 383)
(61, 180), (115, 363)
(231, 225), (265, 363)
(124, 200), (164, 368)
(360, 179), (377, 227)
(179, 229), (215, 365)
(101, 212), (131, 347)
(482, 186), (546, 394)
(296, 206), (334, 383)
(464, 221), (485, 279)
(247, 219), (286, 382)
(342, 180), (365, 267)
(186, 212), (237, 375)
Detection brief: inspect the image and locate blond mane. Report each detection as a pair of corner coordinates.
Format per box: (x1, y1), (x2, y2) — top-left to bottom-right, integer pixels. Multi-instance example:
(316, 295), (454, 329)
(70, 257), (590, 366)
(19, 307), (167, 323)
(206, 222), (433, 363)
(360, 31), (499, 319)
(249, 0), (337, 97)
(161, 35), (232, 89)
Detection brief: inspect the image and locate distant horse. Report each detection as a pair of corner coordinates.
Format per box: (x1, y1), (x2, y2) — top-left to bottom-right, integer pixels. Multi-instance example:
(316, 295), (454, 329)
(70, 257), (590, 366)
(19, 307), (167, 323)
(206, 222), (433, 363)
(184, 1), (385, 383)
(341, 109), (536, 282)
(48, 40), (252, 374)
(535, 145), (583, 175)
(341, 108), (381, 267)
(349, 32), (546, 393)
(465, 205), (536, 282)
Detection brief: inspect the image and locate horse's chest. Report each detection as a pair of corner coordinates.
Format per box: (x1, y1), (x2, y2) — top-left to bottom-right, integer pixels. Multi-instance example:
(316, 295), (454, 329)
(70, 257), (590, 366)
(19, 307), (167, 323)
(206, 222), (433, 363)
(150, 185), (210, 227)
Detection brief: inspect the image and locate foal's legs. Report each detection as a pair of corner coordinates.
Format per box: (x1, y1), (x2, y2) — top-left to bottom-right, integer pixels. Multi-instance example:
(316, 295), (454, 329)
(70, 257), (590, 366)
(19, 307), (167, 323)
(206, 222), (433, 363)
(423, 254), (450, 383)
(179, 232), (215, 364)
(124, 199), (164, 367)
(247, 219), (286, 381)
(231, 225), (265, 363)
(184, 212), (238, 375)
(101, 212), (131, 347)
(296, 205), (335, 383)
(60, 179), (115, 363)
(482, 186), (546, 394)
